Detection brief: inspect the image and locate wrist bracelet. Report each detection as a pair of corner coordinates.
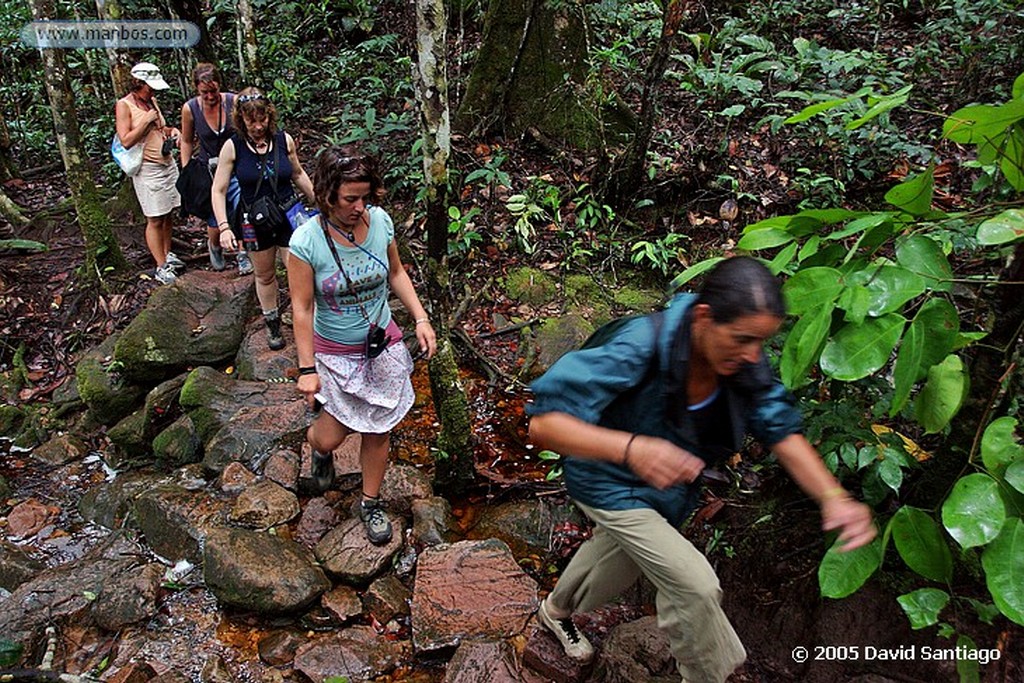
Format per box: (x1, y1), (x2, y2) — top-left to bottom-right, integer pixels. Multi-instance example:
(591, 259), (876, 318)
(298, 366), (317, 375)
(622, 433), (639, 467)
(820, 486), (848, 502)
(415, 318), (430, 325)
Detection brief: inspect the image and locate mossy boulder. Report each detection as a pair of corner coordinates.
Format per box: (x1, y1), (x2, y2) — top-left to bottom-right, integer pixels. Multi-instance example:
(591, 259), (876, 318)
(152, 414), (203, 470)
(0, 405), (26, 437)
(113, 271), (256, 383)
(106, 409), (152, 469)
(532, 313), (594, 375)
(613, 285), (664, 313)
(75, 332), (146, 427)
(504, 267), (557, 306)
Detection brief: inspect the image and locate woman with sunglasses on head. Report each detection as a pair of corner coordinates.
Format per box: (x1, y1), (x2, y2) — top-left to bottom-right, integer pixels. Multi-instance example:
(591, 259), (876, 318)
(115, 61), (183, 285)
(211, 86), (314, 350)
(179, 62), (252, 276)
(287, 146), (437, 545)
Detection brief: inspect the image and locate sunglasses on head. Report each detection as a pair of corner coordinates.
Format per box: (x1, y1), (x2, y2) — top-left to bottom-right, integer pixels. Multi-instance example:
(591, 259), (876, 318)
(237, 93), (266, 104)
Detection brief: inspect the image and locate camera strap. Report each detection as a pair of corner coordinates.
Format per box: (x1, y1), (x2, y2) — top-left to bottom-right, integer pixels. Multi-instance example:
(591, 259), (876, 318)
(320, 216), (386, 330)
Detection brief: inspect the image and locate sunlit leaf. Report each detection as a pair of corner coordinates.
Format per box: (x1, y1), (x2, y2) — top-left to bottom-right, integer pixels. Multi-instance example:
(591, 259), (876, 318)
(981, 518), (1024, 625)
(784, 96), (855, 124)
(942, 473), (1006, 549)
(1005, 461), (1024, 495)
(846, 85), (913, 130)
(897, 588), (949, 629)
(977, 209), (1024, 245)
(981, 416), (1023, 477)
(820, 314), (905, 381)
(818, 536), (884, 598)
(782, 267), (844, 315)
(862, 265), (927, 316)
(889, 507), (952, 582)
(670, 257), (724, 290)
(737, 227), (794, 250)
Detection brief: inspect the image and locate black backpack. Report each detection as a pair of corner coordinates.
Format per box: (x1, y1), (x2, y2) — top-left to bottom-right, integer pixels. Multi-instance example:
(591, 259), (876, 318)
(176, 157), (213, 218)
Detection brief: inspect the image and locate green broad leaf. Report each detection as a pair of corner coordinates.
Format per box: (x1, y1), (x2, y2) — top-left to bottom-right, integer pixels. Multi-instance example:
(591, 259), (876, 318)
(956, 634), (981, 683)
(896, 588), (950, 629)
(966, 597), (1002, 624)
(862, 265), (927, 316)
(981, 518), (1024, 625)
(1001, 126), (1024, 191)
(1014, 72), (1024, 100)
(0, 639), (24, 667)
(720, 104), (746, 117)
(818, 536), (883, 598)
(942, 473), (1006, 549)
(785, 96), (855, 124)
(943, 99), (1024, 143)
(889, 507), (953, 582)
(837, 284), (871, 324)
(324, 676), (351, 683)
(885, 164), (935, 216)
(953, 330), (988, 350)
(820, 313), (905, 381)
(977, 209), (1024, 245)
(780, 303), (833, 388)
(797, 208), (860, 225)
(857, 445), (878, 470)
(670, 257), (725, 290)
(766, 241), (799, 275)
(914, 354), (969, 433)
(891, 298), (960, 415)
(737, 227), (794, 250)
(0, 238), (48, 253)
(876, 451), (904, 493)
(782, 267), (844, 315)
(895, 234), (954, 292)
(798, 235), (820, 262)
(981, 416), (1023, 477)
(1006, 461), (1024, 495)
(839, 443), (859, 472)
(824, 213), (890, 241)
(846, 85), (913, 131)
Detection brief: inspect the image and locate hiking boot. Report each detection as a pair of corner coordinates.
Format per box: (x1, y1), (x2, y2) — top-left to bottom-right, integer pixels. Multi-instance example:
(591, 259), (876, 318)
(359, 498), (393, 545)
(154, 263), (178, 285)
(310, 450), (335, 493)
(208, 243), (226, 271)
(166, 251), (186, 271)
(537, 597), (594, 663)
(237, 251), (254, 275)
(265, 312), (286, 350)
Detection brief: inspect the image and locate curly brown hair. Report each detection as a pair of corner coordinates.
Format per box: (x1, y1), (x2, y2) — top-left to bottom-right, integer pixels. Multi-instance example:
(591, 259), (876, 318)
(313, 145), (385, 217)
(232, 86), (278, 139)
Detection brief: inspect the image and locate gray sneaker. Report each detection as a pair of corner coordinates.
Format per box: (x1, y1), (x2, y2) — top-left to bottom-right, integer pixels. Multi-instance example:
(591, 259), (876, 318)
(154, 263), (177, 285)
(359, 499), (393, 545)
(537, 597), (594, 663)
(208, 243), (226, 271)
(165, 251), (186, 271)
(237, 251), (254, 275)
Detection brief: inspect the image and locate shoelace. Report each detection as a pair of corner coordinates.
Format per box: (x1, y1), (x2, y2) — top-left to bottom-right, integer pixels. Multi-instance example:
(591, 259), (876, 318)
(558, 617), (582, 643)
(363, 504), (387, 527)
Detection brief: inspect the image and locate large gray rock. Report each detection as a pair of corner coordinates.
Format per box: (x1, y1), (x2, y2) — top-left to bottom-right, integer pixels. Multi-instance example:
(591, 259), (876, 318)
(293, 626), (411, 682)
(113, 271), (256, 383)
(411, 496), (458, 546)
(411, 539), (539, 652)
(75, 332), (146, 427)
(0, 539), (45, 591)
(314, 515), (403, 583)
(201, 399), (307, 475)
(380, 461), (434, 515)
(78, 471), (164, 529)
(91, 561), (165, 631)
(203, 527), (329, 614)
(152, 413), (204, 469)
(31, 433), (89, 466)
(234, 316), (296, 381)
(133, 474), (230, 563)
(468, 498), (585, 557)
(229, 479), (300, 530)
(107, 374), (191, 469)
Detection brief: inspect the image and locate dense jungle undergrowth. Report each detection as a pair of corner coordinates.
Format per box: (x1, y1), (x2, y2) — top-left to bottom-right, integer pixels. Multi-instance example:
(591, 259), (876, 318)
(2, 0), (1024, 680)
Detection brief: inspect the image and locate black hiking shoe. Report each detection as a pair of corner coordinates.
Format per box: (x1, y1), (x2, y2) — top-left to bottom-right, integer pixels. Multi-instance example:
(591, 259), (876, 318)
(310, 450), (335, 493)
(265, 312), (286, 350)
(359, 498), (393, 545)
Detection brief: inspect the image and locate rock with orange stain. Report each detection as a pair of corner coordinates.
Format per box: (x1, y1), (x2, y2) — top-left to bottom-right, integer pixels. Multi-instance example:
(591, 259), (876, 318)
(6, 497), (60, 539)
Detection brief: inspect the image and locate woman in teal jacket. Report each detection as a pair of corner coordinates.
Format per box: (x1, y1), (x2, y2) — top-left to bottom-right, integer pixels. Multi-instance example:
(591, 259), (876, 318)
(528, 256), (875, 683)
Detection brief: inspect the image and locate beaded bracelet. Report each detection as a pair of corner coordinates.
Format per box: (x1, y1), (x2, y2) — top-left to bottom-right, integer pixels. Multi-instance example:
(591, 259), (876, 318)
(415, 318), (430, 325)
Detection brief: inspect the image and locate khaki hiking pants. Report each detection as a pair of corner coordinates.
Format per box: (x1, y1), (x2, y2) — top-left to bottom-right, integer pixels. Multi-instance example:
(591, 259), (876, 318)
(548, 501), (746, 683)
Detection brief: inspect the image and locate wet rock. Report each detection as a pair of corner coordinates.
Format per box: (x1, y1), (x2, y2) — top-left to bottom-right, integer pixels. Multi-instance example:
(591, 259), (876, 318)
(0, 531), (146, 657)
(411, 539), (539, 652)
(380, 461), (433, 515)
(201, 654), (236, 683)
(294, 496), (339, 547)
(229, 479), (300, 530)
(591, 615), (674, 683)
(292, 626), (411, 681)
(257, 629), (308, 666)
(76, 332), (146, 427)
(203, 526), (330, 613)
(106, 408), (152, 468)
(314, 515), (403, 583)
(0, 474), (9, 509)
(7, 497), (60, 539)
(235, 316), (296, 381)
(0, 404), (27, 436)
(202, 400), (307, 475)
(412, 496), (458, 546)
(31, 432), (89, 466)
(524, 625), (593, 682)
(263, 448), (299, 490)
(133, 482), (229, 564)
(152, 413), (203, 469)
(107, 661), (159, 683)
(533, 313), (594, 376)
(113, 271), (255, 383)
(444, 640), (522, 683)
(322, 585), (363, 622)
(179, 366), (299, 441)
(79, 471), (163, 529)
(0, 539), (45, 591)
(219, 461), (257, 493)
(92, 561), (165, 630)
(150, 674), (191, 683)
(364, 574), (411, 625)
(469, 499), (555, 557)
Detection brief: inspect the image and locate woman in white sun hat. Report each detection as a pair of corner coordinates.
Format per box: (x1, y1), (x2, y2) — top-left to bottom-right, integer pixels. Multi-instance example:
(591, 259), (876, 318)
(115, 61), (183, 284)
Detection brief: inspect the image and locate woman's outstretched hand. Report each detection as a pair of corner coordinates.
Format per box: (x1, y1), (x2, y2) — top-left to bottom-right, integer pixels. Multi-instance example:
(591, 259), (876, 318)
(821, 496), (876, 552)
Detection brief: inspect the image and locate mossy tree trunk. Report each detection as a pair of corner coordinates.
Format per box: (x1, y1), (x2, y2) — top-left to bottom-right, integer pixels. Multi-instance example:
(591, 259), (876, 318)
(235, 0), (260, 85)
(94, 0), (133, 98)
(455, 0), (634, 150)
(0, 187), (29, 229)
(415, 0), (474, 495)
(597, 0), (693, 209)
(29, 0), (128, 278)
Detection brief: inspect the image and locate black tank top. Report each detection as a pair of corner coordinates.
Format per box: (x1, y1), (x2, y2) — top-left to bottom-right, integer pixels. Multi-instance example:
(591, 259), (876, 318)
(187, 93), (235, 164)
(233, 131), (295, 206)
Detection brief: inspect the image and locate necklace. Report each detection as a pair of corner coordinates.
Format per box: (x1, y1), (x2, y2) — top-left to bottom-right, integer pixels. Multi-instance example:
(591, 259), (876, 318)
(132, 93), (153, 111)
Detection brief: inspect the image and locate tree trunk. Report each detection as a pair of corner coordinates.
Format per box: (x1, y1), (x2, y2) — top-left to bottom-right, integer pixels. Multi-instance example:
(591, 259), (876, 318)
(167, 0), (217, 63)
(0, 187), (29, 229)
(235, 0), (260, 85)
(455, 0), (634, 150)
(28, 0), (128, 278)
(94, 0), (133, 97)
(597, 0), (692, 209)
(414, 0), (474, 495)
(0, 105), (18, 181)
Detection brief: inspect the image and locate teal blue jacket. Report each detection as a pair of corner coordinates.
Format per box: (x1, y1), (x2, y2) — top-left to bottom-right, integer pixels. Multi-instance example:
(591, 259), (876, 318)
(527, 293), (803, 526)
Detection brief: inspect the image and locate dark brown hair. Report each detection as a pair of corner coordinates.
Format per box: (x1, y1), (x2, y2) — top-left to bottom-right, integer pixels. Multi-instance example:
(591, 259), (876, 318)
(313, 145), (385, 216)
(192, 62), (221, 87)
(696, 256), (786, 323)
(232, 86), (278, 139)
